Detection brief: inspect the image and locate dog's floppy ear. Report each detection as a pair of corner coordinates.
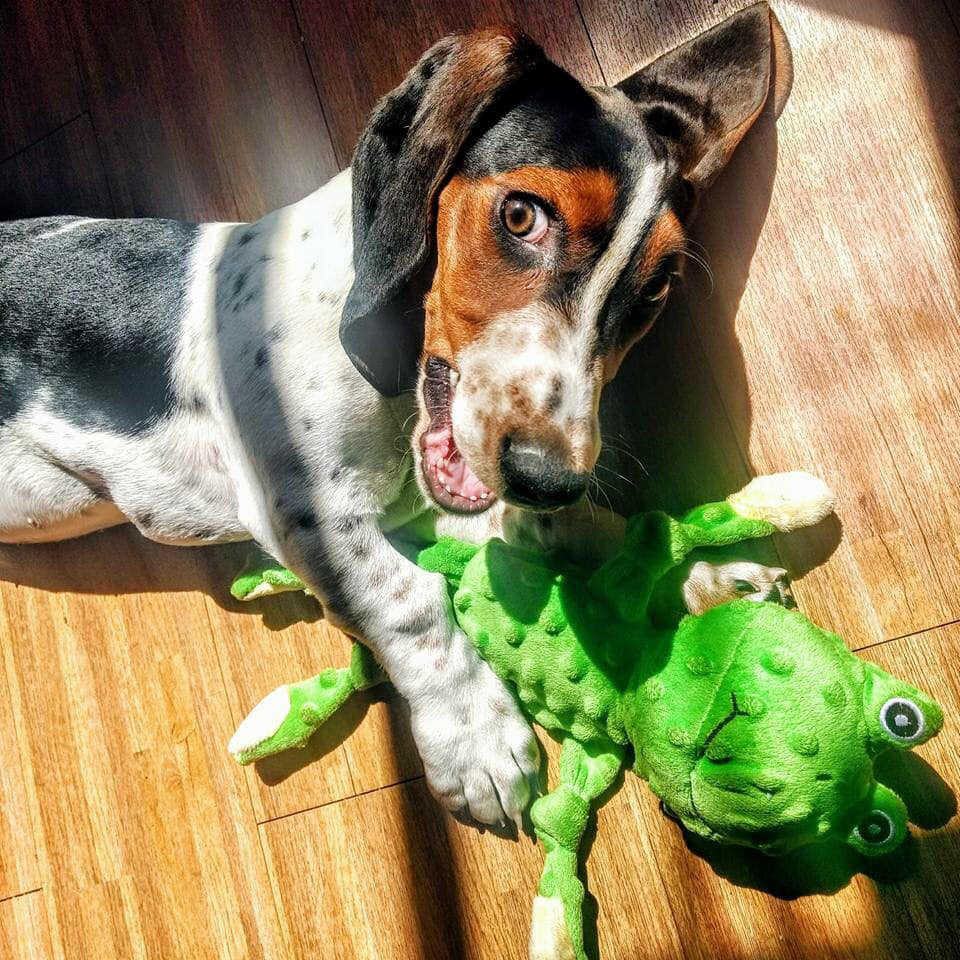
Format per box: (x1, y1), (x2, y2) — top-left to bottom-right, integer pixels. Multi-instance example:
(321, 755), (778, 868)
(617, 2), (792, 190)
(342, 29), (547, 395)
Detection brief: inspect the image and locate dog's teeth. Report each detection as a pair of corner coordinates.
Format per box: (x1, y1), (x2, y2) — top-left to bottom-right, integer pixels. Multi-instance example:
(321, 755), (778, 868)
(469, 495), (477, 502)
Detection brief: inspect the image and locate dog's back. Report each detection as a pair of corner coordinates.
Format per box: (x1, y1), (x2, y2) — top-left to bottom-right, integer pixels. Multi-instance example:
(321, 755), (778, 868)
(0, 216), (197, 433)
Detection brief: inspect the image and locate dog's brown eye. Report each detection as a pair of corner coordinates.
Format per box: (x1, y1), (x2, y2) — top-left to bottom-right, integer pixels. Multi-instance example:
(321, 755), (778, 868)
(641, 272), (673, 303)
(501, 196), (548, 242)
(640, 256), (680, 304)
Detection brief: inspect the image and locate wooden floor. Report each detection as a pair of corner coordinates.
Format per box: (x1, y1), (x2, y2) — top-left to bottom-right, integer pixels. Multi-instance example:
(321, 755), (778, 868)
(2, 0), (959, 957)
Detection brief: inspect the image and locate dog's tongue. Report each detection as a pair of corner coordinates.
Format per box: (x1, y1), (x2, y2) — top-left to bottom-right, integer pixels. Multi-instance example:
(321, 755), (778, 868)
(423, 423), (492, 503)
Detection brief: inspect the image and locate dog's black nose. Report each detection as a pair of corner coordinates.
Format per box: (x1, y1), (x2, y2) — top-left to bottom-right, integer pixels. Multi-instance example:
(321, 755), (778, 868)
(499, 437), (589, 508)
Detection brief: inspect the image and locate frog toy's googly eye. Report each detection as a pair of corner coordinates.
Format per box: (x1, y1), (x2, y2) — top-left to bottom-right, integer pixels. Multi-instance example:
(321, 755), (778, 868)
(880, 697), (925, 743)
(853, 810), (895, 848)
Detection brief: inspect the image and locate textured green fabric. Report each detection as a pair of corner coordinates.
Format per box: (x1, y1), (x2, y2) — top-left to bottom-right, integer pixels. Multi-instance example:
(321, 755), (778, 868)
(229, 488), (944, 960)
(531, 740), (624, 958)
(230, 557), (306, 600)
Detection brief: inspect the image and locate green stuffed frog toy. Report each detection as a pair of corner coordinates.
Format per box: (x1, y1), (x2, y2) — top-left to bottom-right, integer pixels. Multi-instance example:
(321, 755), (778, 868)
(226, 473), (943, 960)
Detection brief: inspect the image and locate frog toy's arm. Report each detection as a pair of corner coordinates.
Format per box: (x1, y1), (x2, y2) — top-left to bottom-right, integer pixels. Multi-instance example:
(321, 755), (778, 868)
(591, 471), (833, 621)
(528, 739), (625, 960)
(228, 643), (385, 764)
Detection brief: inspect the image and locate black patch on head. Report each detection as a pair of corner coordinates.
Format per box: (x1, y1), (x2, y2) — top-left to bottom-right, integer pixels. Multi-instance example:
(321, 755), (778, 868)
(0, 217), (197, 433)
(237, 229), (256, 245)
(254, 347), (268, 368)
(459, 67), (631, 180)
(233, 271), (248, 297)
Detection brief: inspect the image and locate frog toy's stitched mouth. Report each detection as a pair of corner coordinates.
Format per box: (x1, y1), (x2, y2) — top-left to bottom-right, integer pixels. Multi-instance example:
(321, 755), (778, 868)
(689, 691), (803, 840)
(420, 356), (495, 514)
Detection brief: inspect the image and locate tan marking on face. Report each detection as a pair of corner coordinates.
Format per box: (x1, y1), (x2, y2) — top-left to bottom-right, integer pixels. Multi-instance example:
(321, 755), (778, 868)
(424, 167), (617, 361)
(635, 208), (685, 286)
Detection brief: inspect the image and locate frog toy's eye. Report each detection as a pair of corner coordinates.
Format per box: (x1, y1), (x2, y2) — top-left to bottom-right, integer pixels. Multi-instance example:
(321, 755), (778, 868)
(853, 810), (895, 847)
(733, 579), (757, 594)
(845, 783), (908, 856)
(880, 697), (925, 744)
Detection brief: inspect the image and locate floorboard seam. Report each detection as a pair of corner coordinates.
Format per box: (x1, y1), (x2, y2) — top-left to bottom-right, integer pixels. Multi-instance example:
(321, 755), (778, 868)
(573, 1), (607, 84)
(258, 773), (426, 827)
(853, 617), (960, 653)
(0, 887), (41, 907)
(0, 112), (88, 167)
(289, 0), (345, 170)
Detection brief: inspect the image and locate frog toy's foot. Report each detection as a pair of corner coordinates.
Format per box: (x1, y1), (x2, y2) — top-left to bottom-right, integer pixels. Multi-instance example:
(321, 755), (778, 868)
(228, 668), (353, 764)
(529, 896), (577, 960)
(229, 645), (386, 765)
(231, 554), (306, 601)
(727, 471), (834, 531)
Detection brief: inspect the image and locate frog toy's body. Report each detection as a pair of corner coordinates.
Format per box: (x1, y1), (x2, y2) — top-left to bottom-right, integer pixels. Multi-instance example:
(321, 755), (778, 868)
(227, 474), (943, 960)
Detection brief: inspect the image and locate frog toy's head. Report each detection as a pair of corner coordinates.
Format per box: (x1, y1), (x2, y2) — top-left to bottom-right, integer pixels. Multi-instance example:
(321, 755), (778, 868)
(846, 663), (944, 854)
(620, 600), (943, 856)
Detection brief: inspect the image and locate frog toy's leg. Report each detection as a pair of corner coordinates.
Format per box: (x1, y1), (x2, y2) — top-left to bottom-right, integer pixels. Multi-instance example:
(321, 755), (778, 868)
(228, 644), (386, 764)
(591, 472), (834, 623)
(230, 552), (307, 600)
(529, 739), (625, 960)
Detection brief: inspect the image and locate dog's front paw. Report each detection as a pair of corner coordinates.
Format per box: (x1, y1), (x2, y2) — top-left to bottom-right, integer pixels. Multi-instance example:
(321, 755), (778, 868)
(411, 659), (539, 829)
(683, 560), (795, 615)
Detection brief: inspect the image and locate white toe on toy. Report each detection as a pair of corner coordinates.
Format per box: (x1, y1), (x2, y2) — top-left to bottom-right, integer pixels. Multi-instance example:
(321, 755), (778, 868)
(529, 896), (575, 960)
(228, 685), (291, 757)
(727, 471), (834, 532)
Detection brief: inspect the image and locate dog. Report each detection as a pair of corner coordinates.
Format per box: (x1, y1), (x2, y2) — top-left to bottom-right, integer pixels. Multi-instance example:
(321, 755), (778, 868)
(0, 4), (791, 828)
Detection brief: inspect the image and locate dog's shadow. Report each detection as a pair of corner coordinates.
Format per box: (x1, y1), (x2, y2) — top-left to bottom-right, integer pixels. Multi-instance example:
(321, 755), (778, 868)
(0, 525), (323, 629)
(600, 80), (785, 520)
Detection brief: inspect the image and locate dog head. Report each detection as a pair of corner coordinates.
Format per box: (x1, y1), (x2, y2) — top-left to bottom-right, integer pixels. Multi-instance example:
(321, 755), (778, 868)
(341, 5), (791, 514)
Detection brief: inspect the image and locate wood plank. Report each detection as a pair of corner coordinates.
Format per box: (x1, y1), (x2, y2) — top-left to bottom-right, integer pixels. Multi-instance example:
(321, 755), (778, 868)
(866, 626), (960, 957)
(0, 641), (39, 901)
(295, 0), (604, 164)
(261, 748), (683, 960)
(0, 0), (84, 161)
(63, 0), (338, 221)
(0, 891), (54, 960)
(0, 528), (289, 960)
(0, 115), (114, 221)
(578, 0), (960, 647)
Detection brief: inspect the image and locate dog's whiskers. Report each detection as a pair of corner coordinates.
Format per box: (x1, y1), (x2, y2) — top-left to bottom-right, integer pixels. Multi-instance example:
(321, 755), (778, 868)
(601, 436), (649, 478)
(677, 242), (714, 296)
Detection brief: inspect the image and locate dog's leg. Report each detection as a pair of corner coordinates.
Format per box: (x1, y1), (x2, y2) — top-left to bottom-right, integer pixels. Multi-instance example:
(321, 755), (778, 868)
(679, 559), (793, 613)
(266, 508), (539, 827)
(0, 430), (125, 543)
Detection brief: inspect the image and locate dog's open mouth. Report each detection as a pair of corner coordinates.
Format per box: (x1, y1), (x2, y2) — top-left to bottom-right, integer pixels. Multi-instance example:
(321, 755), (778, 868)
(420, 357), (495, 514)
